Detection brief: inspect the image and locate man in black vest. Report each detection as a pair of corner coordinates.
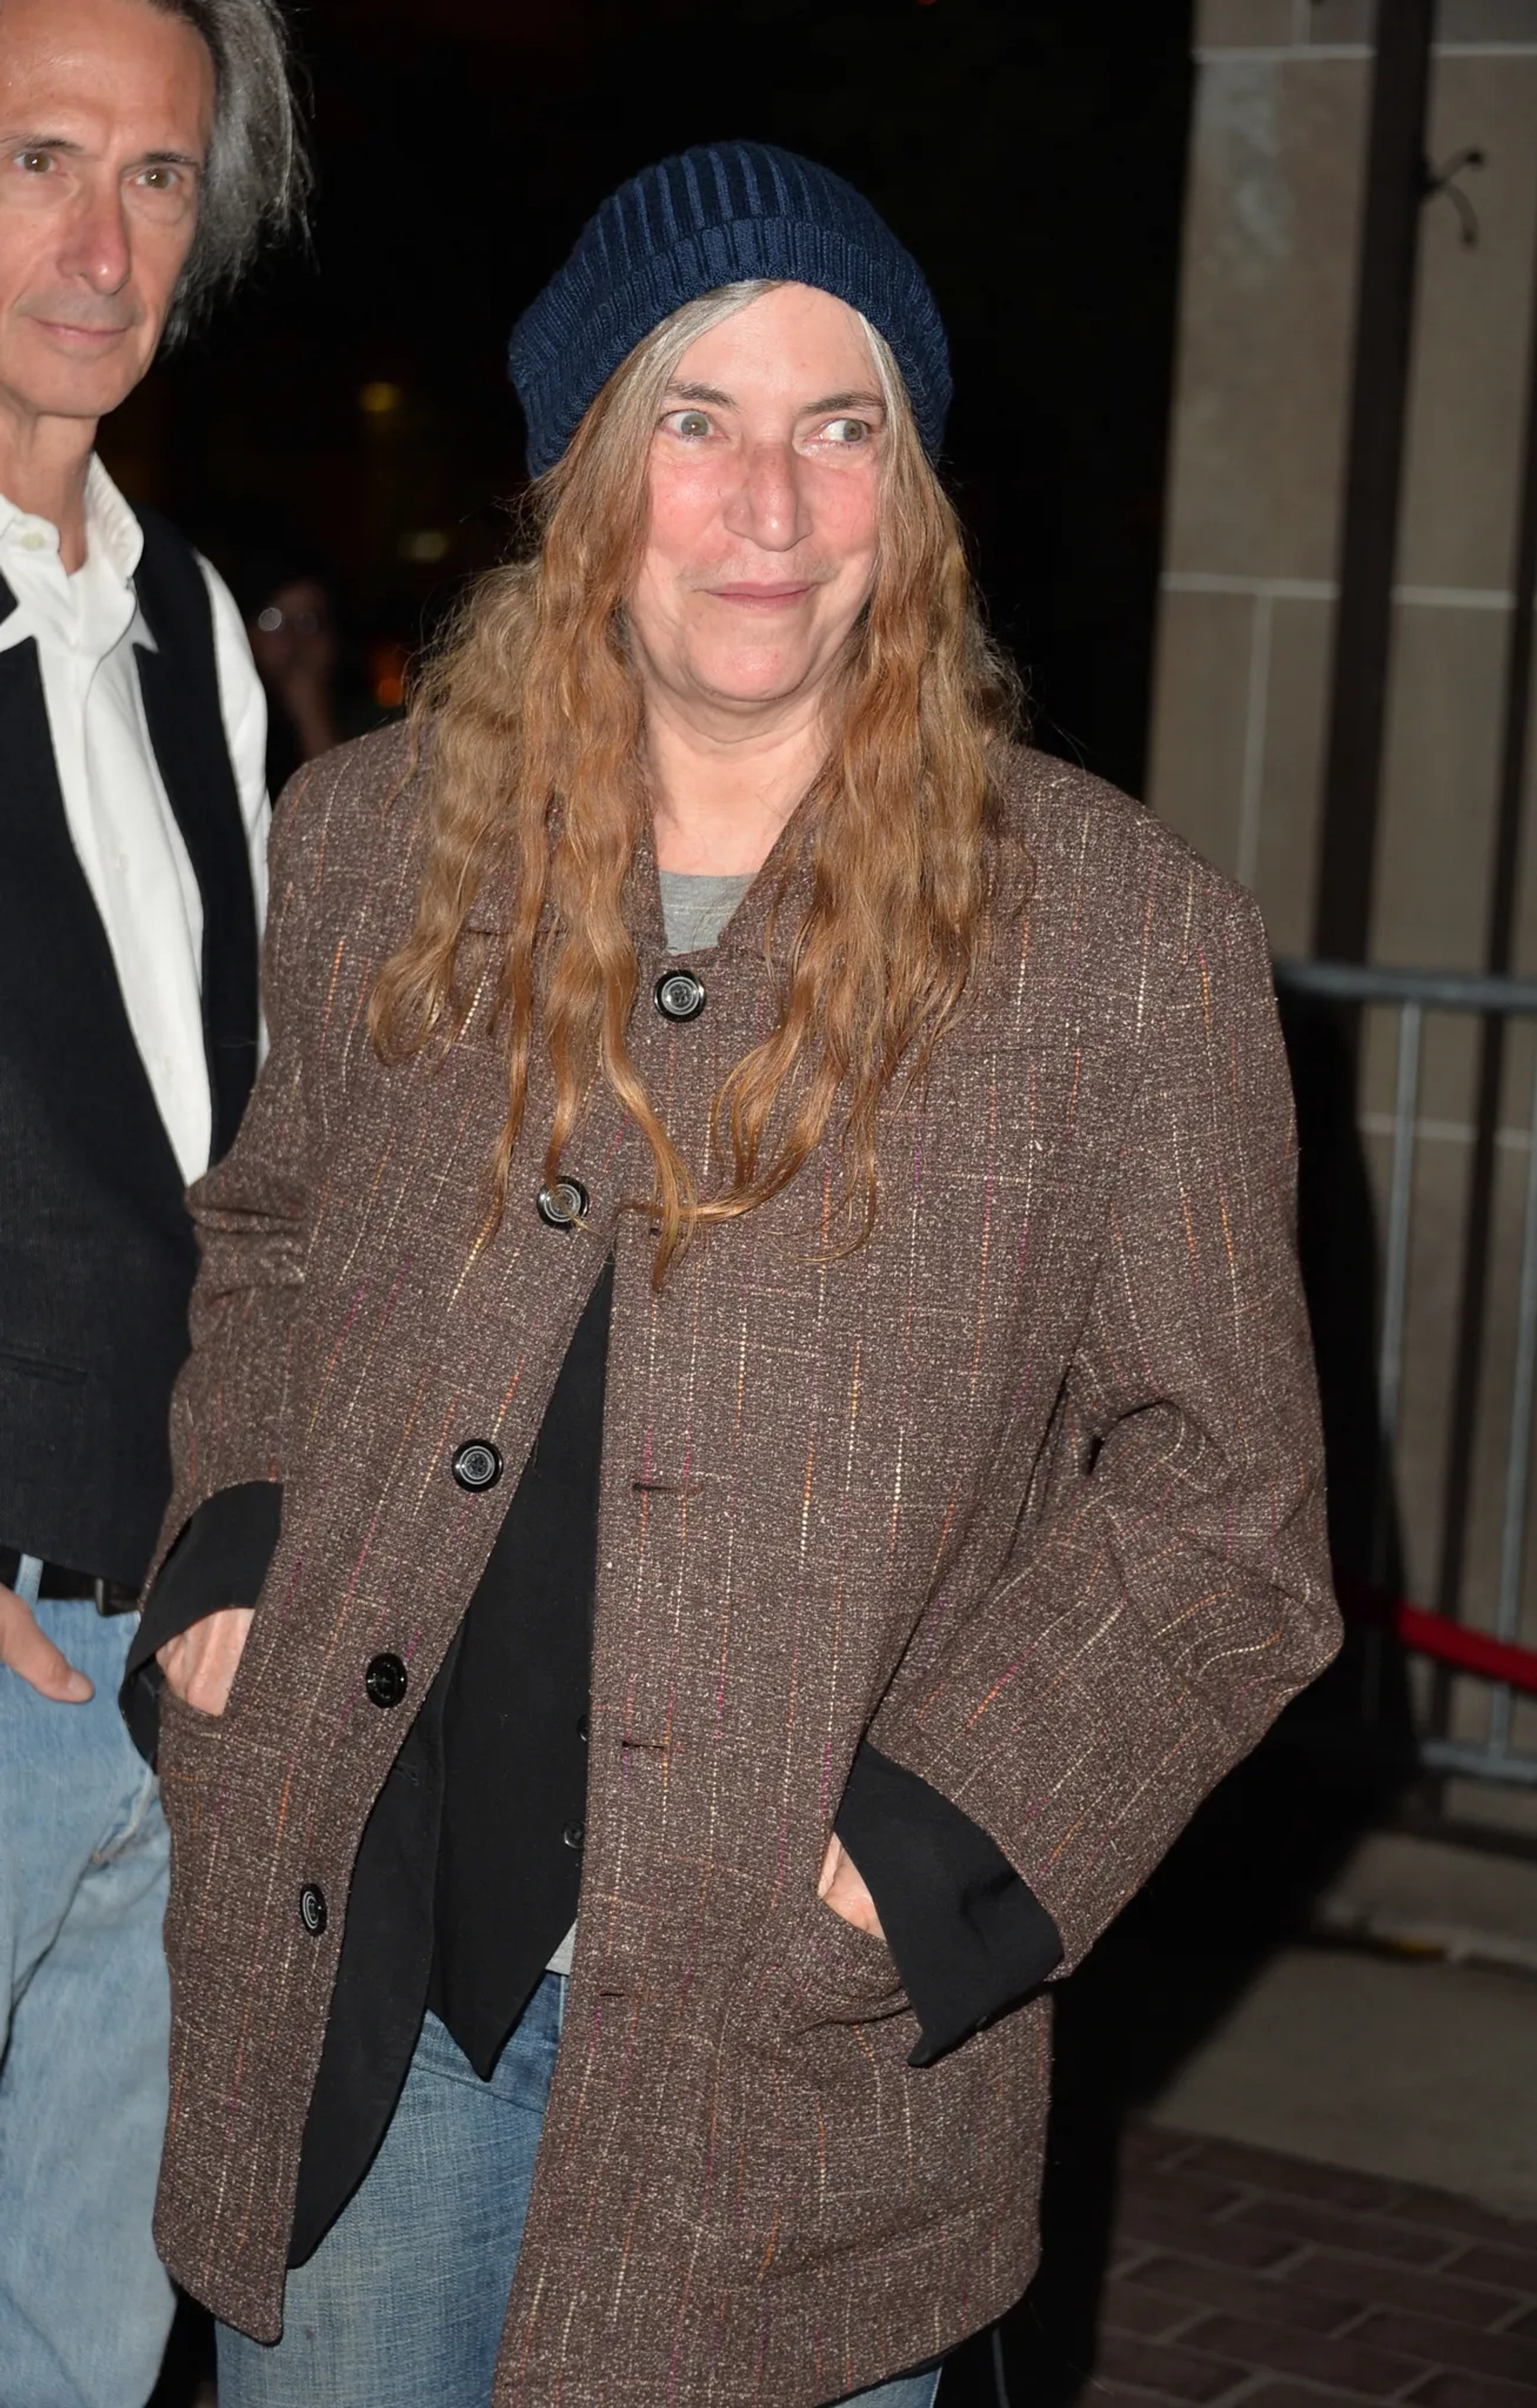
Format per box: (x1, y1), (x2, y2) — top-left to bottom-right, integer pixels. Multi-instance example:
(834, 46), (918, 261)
(0, 3), (304, 2401)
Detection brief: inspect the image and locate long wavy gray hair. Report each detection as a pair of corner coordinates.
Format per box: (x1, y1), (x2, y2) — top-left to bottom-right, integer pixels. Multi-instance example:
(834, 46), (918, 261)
(147, 0), (311, 335)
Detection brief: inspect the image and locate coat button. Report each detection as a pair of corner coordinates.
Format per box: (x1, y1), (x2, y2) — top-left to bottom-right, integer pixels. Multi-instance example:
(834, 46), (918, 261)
(576, 1712), (589, 1743)
(536, 1176), (589, 1231)
(364, 1652), (408, 1709)
(563, 1821), (585, 1850)
(655, 970), (706, 1023)
(299, 1884), (327, 1936)
(452, 1440), (503, 1492)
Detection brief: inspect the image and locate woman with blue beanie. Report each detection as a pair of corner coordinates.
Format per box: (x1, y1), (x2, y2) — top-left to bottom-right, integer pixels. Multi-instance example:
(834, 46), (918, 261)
(132, 142), (1337, 2407)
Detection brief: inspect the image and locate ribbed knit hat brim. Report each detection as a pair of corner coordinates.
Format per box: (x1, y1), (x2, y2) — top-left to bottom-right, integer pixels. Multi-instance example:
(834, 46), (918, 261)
(509, 142), (951, 477)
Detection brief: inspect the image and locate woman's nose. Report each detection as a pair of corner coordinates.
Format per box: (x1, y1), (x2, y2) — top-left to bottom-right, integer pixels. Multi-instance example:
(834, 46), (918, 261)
(723, 441), (808, 553)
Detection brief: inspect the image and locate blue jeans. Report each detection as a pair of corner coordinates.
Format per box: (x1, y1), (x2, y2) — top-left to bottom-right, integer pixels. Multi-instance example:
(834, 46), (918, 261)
(219, 1977), (942, 2408)
(0, 1574), (175, 2408)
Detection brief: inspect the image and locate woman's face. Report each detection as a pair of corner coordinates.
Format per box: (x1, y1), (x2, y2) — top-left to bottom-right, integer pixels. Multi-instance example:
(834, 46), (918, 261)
(625, 282), (885, 721)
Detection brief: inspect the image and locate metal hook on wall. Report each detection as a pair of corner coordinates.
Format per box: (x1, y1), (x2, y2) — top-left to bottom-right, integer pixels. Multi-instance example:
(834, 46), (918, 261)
(1420, 146), (1487, 247)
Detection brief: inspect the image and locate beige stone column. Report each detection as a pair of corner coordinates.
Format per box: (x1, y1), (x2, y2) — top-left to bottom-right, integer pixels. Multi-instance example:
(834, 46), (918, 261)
(1150, 2), (1537, 964)
(1146, 2), (1537, 1809)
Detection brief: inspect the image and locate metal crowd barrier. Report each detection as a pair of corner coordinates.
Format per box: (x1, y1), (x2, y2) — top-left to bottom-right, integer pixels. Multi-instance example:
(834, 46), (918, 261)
(1274, 958), (1537, 1791)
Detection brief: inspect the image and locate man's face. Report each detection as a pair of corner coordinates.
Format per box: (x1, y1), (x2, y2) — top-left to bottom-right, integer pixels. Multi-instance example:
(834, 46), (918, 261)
(626, 282), (885, 718)
(0, 0), (213, 432)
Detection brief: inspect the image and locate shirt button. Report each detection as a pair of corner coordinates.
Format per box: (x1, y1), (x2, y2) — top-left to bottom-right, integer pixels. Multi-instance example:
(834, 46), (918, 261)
(299, 1884), (327, 1936)
(563, 1821), (585, 1851)
(451, 1440), (503, 1492)
(655, 970), (706, 1023)
(364, 1653), (408, 1709)
(536, 1177), (589, 1231)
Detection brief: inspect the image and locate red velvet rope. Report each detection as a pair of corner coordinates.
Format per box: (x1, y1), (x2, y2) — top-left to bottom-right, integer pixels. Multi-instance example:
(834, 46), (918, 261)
(1339, 1579), (1537, 1697)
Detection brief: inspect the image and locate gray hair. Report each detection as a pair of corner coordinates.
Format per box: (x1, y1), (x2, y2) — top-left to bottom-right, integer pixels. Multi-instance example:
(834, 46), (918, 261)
(146, 0), (311, 339)
(561, 277), (913, 487)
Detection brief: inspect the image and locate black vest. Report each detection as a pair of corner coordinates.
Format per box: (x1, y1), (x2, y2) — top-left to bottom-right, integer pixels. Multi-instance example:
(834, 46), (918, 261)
(0, 507), (259, 1585)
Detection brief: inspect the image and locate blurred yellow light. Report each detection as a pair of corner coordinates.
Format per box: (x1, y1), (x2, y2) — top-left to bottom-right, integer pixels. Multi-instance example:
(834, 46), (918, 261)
(359, 380), (403, 416)
(400, 529), (449, 563)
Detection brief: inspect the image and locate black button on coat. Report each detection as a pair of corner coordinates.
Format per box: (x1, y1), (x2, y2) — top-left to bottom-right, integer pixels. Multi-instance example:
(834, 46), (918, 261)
(655, 970), (706, 1022)
(364, 1653), (408, 1709)
(451, 1440), (502, 1492)
(536, 1178), (588, 1230)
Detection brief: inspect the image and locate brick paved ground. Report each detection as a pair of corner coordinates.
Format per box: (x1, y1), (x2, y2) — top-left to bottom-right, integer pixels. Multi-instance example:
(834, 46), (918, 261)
(1092, 2122), (1537, 2407)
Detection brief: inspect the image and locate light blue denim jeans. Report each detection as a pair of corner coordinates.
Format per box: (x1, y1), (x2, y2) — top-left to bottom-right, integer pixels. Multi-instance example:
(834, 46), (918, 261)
(0, 1566), (175, 2408)
(219, 1976), (942, 2408)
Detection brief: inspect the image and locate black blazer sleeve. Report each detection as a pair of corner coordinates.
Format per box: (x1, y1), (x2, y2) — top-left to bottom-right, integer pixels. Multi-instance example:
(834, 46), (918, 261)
(835, 1743), (1063, 2066)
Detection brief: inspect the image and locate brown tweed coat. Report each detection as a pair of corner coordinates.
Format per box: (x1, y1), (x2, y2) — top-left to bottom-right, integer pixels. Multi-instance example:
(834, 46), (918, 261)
(147, 724), (1338, 2405)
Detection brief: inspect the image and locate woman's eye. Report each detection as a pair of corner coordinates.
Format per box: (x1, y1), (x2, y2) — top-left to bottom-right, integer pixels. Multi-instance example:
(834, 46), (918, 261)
(17, 149), (53, 176)
(666, 410), (712, 440)
(821, 418), (871, 446)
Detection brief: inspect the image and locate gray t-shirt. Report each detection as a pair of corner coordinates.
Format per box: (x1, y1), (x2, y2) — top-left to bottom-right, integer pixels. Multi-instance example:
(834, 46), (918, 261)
(658, 867), (755, 954)
(549, 869), (756, 1981)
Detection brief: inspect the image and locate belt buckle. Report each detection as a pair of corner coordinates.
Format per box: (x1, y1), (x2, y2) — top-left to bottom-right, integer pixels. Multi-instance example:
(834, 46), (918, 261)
(92, 1576), (138, 1618)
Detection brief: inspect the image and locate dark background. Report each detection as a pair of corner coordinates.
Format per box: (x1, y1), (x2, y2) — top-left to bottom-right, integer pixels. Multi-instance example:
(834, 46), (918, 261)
(103, 0), (1195, 799)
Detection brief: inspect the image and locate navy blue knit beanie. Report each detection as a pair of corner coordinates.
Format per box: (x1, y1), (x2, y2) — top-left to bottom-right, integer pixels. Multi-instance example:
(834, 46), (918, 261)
(508, 142), (951, 478)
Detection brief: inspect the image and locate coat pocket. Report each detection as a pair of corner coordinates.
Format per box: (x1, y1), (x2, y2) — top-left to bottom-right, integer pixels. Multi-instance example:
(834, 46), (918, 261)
(156, 1687), (233, 1961)
(781, 1893), (909, 2029)
(712, 1892), (1053, 2283)
(159, 1681), (231, 1765)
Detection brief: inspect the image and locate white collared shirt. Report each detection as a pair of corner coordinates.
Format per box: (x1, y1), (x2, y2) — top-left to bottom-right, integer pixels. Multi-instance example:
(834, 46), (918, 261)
(0, 455), (268, 1184)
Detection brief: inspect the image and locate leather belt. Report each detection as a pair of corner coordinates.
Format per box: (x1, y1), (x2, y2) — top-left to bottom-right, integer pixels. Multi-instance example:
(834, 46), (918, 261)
(0, 1546), (140, 1615)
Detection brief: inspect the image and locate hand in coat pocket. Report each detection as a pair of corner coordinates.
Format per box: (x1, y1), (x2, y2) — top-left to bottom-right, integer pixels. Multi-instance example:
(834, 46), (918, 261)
(817, 1832), (885, 1938)
(158, 1605), (253, 1717)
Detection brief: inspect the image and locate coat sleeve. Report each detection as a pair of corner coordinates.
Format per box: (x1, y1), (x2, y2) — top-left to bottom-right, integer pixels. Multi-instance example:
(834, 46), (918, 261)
(866, 875), (1341, 1975)
(138, 752), (342, 1601)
